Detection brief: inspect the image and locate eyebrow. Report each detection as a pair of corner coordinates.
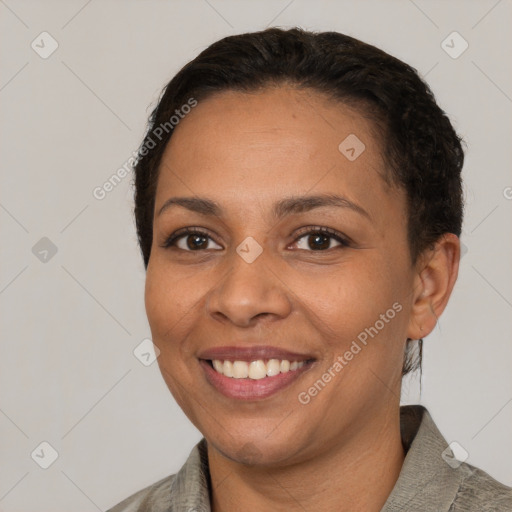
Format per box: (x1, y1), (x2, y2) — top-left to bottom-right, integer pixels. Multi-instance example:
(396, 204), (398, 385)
(157, 193), (371, 220)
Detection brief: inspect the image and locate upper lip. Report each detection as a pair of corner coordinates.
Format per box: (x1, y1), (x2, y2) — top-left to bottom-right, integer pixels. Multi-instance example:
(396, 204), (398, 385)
(198, 345), (315, 362)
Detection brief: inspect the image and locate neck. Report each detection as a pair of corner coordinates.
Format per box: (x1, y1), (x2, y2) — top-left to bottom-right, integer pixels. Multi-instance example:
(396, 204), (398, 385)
(207, 406), (405, 512)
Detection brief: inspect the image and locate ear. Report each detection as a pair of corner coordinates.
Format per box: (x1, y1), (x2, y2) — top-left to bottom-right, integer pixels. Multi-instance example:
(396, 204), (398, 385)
(407, 233), (460, 340)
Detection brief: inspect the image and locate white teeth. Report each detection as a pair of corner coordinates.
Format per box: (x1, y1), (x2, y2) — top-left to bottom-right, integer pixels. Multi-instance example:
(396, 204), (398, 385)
(266, 359), (281, 377)
(210, 358), (308, 379)
(249, 360), (267, 379)
(233, 361), (249, 378)
(223, 360), (234, 377)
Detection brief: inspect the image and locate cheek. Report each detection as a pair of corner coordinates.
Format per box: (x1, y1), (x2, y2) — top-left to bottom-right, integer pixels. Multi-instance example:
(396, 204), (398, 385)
(300, 260), (409, 389)
(144, 262), (200, 404)
(293, 260), (396, 339)
(144, 259), (197, 353)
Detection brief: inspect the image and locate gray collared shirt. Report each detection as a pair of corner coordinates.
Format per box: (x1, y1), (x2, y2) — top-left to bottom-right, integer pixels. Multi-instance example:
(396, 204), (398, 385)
(107, 405), (512, 511)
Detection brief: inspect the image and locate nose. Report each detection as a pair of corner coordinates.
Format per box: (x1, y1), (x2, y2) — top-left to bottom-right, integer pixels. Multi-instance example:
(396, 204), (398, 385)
(206, 249), (292, 328)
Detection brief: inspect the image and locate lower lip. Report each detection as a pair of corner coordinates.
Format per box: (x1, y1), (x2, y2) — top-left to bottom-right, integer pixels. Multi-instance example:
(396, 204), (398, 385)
(199, 359), (313, 401)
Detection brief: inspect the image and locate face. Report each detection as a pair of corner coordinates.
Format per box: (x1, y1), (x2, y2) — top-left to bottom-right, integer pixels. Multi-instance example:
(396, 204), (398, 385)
(145, 86), (417, 466)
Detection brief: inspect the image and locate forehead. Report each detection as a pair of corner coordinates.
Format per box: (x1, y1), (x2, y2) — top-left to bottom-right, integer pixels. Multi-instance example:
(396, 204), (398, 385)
(155, 86), (401, 220)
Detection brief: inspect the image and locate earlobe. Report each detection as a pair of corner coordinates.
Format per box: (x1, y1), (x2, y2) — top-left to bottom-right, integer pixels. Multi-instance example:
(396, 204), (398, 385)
(406, 233), (460, 341)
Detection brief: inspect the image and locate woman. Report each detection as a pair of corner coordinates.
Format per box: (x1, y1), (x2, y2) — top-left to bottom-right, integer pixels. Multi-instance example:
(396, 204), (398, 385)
(107, 27), (511, 511)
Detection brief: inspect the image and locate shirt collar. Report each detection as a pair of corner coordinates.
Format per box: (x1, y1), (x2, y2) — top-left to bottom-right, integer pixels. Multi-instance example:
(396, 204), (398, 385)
(168, 405), (461, 511)
(167, 436), (211, 512)
(381, 405), (463, 511)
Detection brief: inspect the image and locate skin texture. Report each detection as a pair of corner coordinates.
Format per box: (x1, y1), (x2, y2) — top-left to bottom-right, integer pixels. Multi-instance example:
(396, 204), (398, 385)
(144, 86), (460, 511)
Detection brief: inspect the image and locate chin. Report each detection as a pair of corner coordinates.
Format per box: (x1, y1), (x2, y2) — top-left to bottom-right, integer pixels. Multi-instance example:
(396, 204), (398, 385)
(206, 428), (307, 467)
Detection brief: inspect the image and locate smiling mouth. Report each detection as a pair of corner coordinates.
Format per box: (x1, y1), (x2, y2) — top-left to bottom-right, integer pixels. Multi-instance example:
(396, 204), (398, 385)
(205, 358), (315, 380)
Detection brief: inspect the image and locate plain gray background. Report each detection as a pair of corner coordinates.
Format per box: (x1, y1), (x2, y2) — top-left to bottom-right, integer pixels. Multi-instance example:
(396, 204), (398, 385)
(1, 0), (511, 510)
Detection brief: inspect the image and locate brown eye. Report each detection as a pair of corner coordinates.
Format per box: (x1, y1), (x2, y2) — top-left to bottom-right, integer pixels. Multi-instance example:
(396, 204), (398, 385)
(292, 227), (350, 251)
(183, 233), (209, 250)
(162, 228), (222, 251)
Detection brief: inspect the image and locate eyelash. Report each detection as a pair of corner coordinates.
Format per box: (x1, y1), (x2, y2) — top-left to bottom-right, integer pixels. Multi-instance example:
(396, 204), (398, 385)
(160, 226), (351, 251)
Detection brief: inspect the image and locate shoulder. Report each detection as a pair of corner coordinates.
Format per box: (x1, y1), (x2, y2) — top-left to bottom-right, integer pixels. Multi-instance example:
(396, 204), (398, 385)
(386, 405), (512, 511)
(105, 438), (210, 511)
(105, 474), (176, 512)
(452, 461), (512, 511)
